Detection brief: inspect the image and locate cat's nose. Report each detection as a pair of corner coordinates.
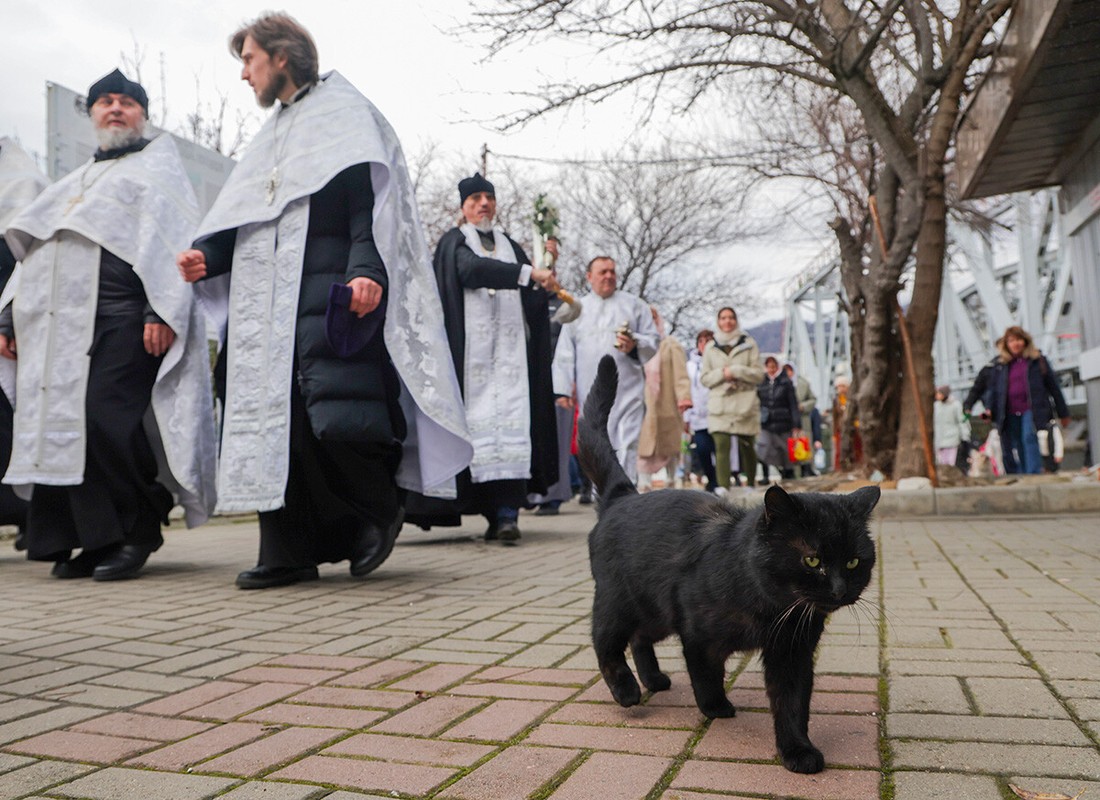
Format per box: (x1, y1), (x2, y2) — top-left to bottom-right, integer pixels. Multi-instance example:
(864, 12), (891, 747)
(829, 576), (846, 600)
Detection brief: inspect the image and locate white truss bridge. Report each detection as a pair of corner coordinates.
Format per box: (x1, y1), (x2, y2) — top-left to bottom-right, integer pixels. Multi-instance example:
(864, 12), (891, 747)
(782, 190), (1084, 412)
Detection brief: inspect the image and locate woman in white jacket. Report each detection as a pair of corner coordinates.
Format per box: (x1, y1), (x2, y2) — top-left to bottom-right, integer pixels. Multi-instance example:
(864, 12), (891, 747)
(933, 385), (970, 467)
(701, 307), (764, 489)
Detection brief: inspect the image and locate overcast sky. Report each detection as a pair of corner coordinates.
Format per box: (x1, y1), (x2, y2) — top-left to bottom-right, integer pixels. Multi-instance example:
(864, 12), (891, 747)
(2, 0), (824, 320)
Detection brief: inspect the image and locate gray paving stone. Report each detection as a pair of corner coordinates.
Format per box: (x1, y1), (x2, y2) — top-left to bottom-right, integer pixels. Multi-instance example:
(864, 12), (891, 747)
(0, 706), (104, 745)
(49, 767), (235, 799)
(37, 684), (160, 709)
(0, 753), (34, 773)
(216, 781), (328, 799)
(893, 771), (1003, 800)
(935, 485), (1041, 515)
(1035, 652), (1100, 679)
(1039, 482), (1100, 512)
(967, 677), (1070, 718)
(889, 676), (972, 714)
(887, 713), (1091, 745)
(894, 740), (1100, 777)
(888, 659), (1036, 678)
(500, 644), (583, 668)
(0, 760), (96, 800)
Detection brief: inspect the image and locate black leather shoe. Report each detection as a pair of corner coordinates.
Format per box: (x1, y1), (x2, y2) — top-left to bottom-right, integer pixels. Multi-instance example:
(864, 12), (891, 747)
(350, 508), (404, 578)
(236, 564), (319, 590)
(52, 546), (113, 579)
(52, 557), (97, 579)
(93, 545), (155, 581)
(13, 527), (27, 552)
(578, 490), (593, 505)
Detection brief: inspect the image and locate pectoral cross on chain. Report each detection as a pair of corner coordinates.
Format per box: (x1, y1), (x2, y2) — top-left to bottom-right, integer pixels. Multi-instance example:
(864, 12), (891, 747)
(265, 167), (279, 205)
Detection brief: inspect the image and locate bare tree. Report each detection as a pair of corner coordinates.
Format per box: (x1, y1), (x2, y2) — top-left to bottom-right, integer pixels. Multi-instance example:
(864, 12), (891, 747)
(475, 0), (1013, 478)
(556, 141), (763, 339)
(732, 84), (885, 469)
(181, 76), (253, 158)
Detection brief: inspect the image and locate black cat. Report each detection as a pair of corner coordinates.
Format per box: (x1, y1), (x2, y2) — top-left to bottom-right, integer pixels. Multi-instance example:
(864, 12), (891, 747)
(579, 356), (879, 774)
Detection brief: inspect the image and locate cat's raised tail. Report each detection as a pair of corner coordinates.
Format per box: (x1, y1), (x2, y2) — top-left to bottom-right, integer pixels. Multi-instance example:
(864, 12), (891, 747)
(578, 355), (638, 510)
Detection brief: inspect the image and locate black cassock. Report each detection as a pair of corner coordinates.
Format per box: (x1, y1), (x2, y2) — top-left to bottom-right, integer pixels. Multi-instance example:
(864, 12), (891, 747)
(195, 162), (405, 568)
(404, 227), (557, 528)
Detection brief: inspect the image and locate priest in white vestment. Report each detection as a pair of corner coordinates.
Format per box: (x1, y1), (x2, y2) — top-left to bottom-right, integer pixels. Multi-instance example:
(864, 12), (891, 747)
(0, 137), (48, 543)
(178, 13), (471, 589)
(403, 174), (559, 543)
(0, 70), (216, 581)
(552, 256), (659, 483)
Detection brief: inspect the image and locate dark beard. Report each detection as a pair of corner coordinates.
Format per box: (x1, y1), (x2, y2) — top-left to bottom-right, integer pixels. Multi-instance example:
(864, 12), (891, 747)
(258, 71), (288, 108)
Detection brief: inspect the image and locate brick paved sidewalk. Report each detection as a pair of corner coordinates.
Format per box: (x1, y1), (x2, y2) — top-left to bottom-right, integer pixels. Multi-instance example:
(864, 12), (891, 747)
(0, 504), (1097, 799)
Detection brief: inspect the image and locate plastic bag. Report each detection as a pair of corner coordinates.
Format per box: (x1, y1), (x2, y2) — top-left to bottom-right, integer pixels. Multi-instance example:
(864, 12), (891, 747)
(787, 436), (811, 463)
(813, 446), (827, 471)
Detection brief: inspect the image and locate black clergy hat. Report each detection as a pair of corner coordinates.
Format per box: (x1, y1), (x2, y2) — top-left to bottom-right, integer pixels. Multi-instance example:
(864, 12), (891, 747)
(86, 69), (149, 116)
(458, 172), (495, 204)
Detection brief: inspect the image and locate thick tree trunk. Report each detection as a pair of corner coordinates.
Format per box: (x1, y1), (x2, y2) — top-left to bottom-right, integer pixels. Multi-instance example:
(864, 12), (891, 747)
(894, 176), (946, 479)
(855, 282), (901, 475)
(833, 216), (902, 475)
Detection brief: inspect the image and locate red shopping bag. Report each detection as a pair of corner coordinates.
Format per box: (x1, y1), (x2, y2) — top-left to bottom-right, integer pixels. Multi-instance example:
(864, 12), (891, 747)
(787, 435), (811, 463)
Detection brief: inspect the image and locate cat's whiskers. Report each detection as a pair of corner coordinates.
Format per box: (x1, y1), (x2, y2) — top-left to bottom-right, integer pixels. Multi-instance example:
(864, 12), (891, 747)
(794, 603), (814, 647)
(853, 595), (901, 640)
(767, 598), (822, 651)
(839, 598), (874, 643)
(766, 599), (807, 648)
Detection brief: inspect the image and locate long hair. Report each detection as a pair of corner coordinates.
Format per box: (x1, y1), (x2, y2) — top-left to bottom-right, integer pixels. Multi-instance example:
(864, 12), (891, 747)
(996, 325), (1040, 363)
(230, 13), (319, 89)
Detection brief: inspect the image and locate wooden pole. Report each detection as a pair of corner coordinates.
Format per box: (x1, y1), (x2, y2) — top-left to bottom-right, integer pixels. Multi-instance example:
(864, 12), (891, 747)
(868, 198), (939, 487)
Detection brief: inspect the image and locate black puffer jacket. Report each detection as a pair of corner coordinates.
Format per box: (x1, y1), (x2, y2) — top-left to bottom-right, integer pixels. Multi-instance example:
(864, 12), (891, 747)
(196, 162), (404, 447)
(757, 372), (800, 434)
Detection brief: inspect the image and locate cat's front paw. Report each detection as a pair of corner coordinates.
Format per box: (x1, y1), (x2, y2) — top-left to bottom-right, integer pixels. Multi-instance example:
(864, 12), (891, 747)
(781, 744), (825, 774)
(639, 671), (671, 692)
(608, 676), (642, 707)
(699, 698), (736, 718)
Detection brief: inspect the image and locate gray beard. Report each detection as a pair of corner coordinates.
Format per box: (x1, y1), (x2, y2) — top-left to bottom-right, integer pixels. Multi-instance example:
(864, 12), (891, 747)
(474, 220), (494, 234)
(95, 124), (143, 151)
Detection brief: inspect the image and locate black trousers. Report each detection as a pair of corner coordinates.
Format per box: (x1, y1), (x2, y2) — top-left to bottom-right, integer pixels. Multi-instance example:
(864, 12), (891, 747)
(0, 391), (27, 527)
(26, 314), (170, 561)
(256, 377), (400, 568)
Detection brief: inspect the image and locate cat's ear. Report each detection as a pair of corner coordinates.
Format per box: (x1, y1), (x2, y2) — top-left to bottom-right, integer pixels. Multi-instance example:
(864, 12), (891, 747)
(762, 485), (798, 526)
(847, 486), (881, 518)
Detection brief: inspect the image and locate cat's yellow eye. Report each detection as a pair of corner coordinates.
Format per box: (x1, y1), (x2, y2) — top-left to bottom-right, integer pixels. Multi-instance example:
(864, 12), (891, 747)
(803, 556), (820, 568)
(846, 558), (860, 569)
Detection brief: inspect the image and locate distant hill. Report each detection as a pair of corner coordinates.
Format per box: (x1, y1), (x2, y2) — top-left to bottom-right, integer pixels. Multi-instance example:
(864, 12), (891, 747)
(747, 318), (784, 355)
